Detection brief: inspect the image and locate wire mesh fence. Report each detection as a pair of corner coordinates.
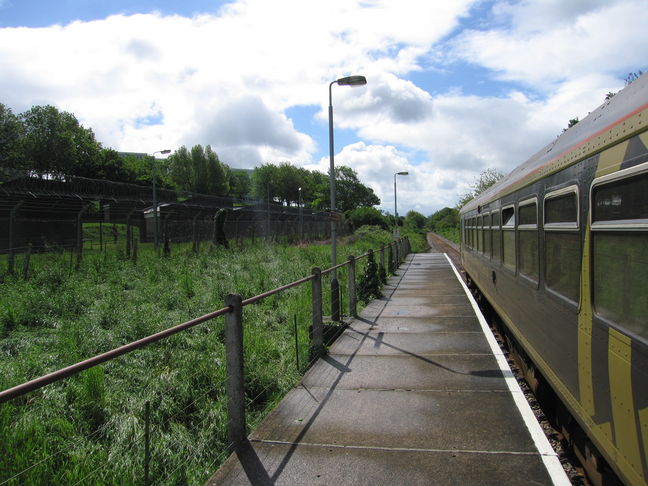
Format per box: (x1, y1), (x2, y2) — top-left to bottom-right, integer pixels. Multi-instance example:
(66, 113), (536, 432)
(0, 170), (344, 275)
(1, 169), (410, 485)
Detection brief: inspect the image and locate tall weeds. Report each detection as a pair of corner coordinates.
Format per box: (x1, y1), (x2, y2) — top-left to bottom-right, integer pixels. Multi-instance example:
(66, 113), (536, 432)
(0, 227), (424, 485)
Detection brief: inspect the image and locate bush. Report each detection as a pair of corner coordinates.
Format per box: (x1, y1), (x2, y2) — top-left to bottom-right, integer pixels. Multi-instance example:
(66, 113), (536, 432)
(346, 207), (388, 230)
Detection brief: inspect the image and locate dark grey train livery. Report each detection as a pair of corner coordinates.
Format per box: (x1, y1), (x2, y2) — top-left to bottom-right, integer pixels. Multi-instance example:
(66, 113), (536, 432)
(460, 74), (648, 486)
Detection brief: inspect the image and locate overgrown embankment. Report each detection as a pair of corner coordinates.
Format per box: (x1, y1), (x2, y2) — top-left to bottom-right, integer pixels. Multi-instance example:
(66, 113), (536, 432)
(0, 226), (426, 485)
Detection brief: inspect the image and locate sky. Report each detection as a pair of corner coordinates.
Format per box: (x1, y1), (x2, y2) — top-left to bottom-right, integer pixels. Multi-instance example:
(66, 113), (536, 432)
(0, 0), (646, 217)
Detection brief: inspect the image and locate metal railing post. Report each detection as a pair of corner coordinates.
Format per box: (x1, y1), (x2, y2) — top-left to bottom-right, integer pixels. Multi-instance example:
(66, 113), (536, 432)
(347, 255), (357, 318)
(225, 293), (246, 449)
(76, 204), (90, 269)
(126, 208), (137, 257)
(395, 239), (400, 268)
(311, 267), (324, 358)
(192, 212), (201, 254)
(8, 201), (23, 275)
(331, 277), (341, 322)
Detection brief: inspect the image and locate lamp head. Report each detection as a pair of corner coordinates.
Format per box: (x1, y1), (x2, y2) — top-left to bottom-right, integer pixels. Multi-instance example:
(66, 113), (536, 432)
(397, 171), (409, 176)
(336, 75), (367, 87)
(160, 149), (171, 154)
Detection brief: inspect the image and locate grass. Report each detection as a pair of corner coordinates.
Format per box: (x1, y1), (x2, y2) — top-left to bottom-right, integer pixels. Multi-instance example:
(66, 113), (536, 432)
(0, 225), (426, 485)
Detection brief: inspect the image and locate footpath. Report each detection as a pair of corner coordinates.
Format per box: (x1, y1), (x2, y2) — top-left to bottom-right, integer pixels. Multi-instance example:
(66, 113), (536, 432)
(206, 251), (569, 485)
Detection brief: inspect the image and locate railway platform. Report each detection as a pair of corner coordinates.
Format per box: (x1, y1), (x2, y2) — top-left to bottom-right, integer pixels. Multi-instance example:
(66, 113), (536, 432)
(206, 252), (570, 485)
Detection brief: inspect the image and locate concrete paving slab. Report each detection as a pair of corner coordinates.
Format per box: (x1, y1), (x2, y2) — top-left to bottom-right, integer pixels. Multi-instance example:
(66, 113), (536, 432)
(328, 329), (490, 355)
(383, 281), (465, 293)
(250, 387), (537, 452)
(302, 354), (508, 391)
(361, 302), (476, 318)
(206, 252), (562, 486)
(349, 316), (482, 333)
(383, 295), (470, 306)
(208, 440), (553, 486)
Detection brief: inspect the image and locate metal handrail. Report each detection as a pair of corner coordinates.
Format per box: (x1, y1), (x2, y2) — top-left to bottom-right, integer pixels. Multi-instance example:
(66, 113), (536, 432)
(0, 238), (405, 404)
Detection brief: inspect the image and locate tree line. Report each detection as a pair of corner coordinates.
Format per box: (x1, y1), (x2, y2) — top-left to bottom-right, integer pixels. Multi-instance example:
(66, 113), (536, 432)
(0, 103), (379, 212)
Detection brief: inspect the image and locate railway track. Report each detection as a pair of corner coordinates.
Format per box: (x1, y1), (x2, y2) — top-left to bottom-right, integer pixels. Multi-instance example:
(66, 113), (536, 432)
(426, 232), (588, 485)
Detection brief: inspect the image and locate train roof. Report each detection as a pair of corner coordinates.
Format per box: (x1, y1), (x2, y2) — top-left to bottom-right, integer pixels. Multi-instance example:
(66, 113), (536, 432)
(461, 72), (648, 215)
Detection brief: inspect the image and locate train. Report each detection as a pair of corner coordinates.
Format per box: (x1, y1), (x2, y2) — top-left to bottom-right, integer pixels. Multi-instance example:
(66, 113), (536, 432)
(459, 72), (648, 486)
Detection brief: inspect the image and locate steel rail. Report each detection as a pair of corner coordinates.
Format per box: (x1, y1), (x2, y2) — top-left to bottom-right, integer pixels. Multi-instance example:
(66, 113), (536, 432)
(241, 274), (315, 306)
(0, 306), (230, 404)
(1, 239), (404, 404)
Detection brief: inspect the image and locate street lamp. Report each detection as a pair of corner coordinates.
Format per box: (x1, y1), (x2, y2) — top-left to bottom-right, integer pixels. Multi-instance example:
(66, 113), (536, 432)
(394, 171), (408, 238)
(298, 187), (303, 244)
(329, 74), (367, 321)
(151, 149), (171, 250)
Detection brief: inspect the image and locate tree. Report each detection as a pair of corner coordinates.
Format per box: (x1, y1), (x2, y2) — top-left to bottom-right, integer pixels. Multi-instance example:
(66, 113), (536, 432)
(562, 117), (579, 133)
(166, 145), (229, 195)
(0, 103), (24, 169)
(625, 70), (644, 85)
(19, 105), (102, 178)
(335, 166), (380, 212)
(457, 168), (505, 208)
(426, 207), (459, 231)
(228, 169), (252, 199)
(252, 163), (280, 202)
(346, 206), (388, 230)
(404, 210), (426, 230)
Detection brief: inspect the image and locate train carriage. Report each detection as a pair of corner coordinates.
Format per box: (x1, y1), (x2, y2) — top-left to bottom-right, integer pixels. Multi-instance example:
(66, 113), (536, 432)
(460, 73), (648, 486)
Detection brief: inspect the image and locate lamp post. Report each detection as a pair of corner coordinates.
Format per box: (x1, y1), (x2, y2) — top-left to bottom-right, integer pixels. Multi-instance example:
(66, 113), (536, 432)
(298, 187), (303, 244)
(329, 74), (367, 321)
(393, 171), (408, 238)
(151, 149), (171, 250)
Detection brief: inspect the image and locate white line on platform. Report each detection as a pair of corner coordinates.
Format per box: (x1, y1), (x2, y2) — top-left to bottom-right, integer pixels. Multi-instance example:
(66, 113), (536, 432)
(444, 253), (571, 486)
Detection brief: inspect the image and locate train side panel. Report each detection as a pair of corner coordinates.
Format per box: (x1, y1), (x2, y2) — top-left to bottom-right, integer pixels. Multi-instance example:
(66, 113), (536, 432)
(460, 127), (648, 484)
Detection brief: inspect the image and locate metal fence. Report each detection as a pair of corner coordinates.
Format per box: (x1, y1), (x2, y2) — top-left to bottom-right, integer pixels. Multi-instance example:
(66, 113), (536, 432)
(1, 172), (342, 273)
(0, 237), (411, 485)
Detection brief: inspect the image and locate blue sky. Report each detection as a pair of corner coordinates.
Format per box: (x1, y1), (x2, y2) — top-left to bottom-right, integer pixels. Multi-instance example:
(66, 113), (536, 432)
(0, 0), (645, 216)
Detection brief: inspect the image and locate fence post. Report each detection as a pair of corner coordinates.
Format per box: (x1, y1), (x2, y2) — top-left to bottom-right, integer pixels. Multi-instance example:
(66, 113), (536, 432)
(21, 243), (32, 279)
(163, 213), (172, 257)
(7, 201), (23, 275)
(192, 212), (201, 254)
(394, 239), (400, 268)
(144, 400), (151, 486)
(310, 268), (324, 359)
(76, 204), (90, 269)
(126, 209), (137, 257)
(347, 255), (357, 318)
(225, 293), (246, 449)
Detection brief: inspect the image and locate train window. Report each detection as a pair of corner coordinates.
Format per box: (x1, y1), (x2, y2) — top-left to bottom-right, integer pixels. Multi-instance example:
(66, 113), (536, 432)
(544, 186), (580, 303)
(518, 201), (537, 226)
(469, 217), (475, 249)
(545, 187), (578, 228)
(591, 166), (648, 340)
(518, 199), (538, 282)
(484, 212), (492, 258)
(492, 211), (501, 263)
(478, 215), (484, 254)
(593, 171), (648, 222)
(502, 206), (515, 270)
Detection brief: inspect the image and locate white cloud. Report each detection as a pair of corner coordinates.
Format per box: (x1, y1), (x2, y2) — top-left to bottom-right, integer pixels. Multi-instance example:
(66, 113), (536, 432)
(300, 142), (469, 216)
(453, 0), (647, 87)
(0, 0), (643, 217)
(0, 0), (474, 157)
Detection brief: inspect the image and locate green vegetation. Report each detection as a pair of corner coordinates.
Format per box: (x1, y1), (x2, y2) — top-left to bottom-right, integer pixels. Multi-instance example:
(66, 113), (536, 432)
(426, 207), (460, 244)
(423, 167), (507, 246)
(0, 227), (415, 485)
(0, 103), (380, 213)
